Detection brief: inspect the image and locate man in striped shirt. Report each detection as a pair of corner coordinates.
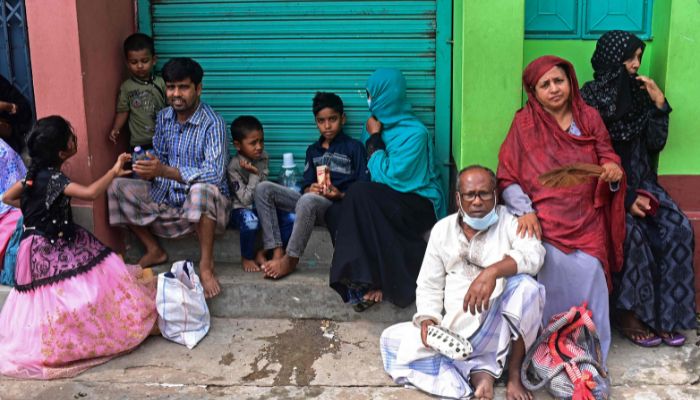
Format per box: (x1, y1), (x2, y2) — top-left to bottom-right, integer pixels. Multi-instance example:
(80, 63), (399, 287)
(108, 57), (231, 298)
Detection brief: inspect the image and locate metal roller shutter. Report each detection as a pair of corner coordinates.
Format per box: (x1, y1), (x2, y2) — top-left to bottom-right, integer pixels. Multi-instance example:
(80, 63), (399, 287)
(143, 0), (451, 187)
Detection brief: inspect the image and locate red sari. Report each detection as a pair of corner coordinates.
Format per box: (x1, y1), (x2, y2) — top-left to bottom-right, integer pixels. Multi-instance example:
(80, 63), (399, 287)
(497, 56), (626, 289)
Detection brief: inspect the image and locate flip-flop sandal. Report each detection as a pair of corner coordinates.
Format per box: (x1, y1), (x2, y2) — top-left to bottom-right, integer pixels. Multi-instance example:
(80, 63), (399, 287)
(658, 331), (686, 347)
(352, 299), (375, 312)
(617, 326), (662, 347)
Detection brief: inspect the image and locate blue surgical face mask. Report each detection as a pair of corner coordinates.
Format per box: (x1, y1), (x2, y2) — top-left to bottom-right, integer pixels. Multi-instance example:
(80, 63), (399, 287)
(459, 198), (499, 231)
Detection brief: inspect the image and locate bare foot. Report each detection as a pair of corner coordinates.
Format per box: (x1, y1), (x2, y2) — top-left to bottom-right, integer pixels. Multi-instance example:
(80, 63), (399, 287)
(364, 289), (383, 303)
(137, 247), (168, 268)
(506, 374), (533, 400)
(616, 310), (658, 343)
(198, 262), (221, 298)
(149, 320), (161, 336)
(271, 247), (284, 260)
(261, 255), (297, 279)
(254, 249), (267, 266)
(471, 371), (495, 400)
(242, 257), (261, 272)
(506, 337), (532, 400)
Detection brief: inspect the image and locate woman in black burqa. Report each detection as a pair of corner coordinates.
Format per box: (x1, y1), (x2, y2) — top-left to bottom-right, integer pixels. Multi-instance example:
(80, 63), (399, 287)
(581, 30), (696, 347)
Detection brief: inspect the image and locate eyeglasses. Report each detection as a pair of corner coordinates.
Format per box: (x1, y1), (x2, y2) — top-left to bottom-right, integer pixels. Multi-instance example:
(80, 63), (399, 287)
(458, 191), (495, 202)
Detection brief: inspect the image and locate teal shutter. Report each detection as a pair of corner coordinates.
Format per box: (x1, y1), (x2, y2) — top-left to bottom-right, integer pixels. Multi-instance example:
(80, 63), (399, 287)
(583, 0), (652, 39)
(144, 0), (452, 191)
(525, 0), (580, 39)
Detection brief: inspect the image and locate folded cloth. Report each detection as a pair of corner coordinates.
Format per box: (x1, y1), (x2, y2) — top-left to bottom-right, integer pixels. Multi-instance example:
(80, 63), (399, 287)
(538, 163), (603, 188)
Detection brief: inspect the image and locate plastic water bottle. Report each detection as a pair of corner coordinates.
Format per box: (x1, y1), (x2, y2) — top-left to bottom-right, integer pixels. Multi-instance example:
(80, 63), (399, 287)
(132, 146), (148, 179)
(278, 152), (301, 192)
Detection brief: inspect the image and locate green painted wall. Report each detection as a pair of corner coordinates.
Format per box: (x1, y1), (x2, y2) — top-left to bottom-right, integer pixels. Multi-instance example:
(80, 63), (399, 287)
(452, 0), (524, 172)
(454, 0), (698, 176)
(648, 0), (672, 90)
(657, 0), (700, 174)
(521, 0), (698, 175)
(523, 41), (651, 100)
(523, 0), (670, 97)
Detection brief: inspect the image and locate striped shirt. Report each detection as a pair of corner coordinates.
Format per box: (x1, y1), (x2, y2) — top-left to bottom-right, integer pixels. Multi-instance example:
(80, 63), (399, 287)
(151, 103), (230, 207)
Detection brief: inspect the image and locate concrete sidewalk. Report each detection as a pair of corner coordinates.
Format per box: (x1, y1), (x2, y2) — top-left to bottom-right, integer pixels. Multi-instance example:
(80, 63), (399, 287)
(1, 318), (698, 399)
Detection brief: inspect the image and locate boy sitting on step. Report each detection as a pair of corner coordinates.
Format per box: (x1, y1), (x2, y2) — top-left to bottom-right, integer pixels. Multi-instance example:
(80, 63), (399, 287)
(227, 116), (294, 272)
(255, 92), (368, 280)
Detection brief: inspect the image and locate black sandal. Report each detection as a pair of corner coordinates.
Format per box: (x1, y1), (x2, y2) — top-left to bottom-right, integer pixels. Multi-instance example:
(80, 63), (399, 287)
(352, 299), (376, 312)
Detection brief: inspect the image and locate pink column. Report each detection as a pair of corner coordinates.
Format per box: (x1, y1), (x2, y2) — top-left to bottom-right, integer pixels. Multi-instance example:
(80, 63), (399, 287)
(26, 0), (135, 250)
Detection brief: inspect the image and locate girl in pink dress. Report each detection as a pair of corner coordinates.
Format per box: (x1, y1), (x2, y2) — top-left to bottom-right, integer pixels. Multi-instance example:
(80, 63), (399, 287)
(0, 116), (157, 379)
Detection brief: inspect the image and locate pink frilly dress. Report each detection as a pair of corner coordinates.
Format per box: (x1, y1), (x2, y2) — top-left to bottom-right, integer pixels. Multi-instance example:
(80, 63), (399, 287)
(0, 168), (156, 379)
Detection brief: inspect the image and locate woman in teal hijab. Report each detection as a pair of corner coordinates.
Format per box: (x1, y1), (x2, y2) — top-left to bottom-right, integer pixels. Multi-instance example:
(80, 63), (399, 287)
(330, 68), (445, 310)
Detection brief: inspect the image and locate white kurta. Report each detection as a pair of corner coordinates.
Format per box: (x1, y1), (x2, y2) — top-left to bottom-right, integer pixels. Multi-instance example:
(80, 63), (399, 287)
(413, 206), (545, 339)
(381, 207), (547, 399)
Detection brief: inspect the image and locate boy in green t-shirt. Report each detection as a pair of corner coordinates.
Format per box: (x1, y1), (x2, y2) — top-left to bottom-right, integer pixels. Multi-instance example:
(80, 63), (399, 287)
(109, 33), (166, 151)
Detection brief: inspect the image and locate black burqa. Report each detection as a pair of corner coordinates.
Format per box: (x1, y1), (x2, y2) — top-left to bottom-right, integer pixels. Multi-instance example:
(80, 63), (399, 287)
(581, 30), (696, 333)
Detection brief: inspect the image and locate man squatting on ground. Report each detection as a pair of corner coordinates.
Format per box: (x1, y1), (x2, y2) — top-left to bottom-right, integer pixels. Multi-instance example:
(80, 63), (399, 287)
(380, 166), (546, 400)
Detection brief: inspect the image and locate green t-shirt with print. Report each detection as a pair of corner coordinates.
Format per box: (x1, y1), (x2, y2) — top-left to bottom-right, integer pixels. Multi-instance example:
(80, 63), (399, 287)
(116, 75), (167, 146)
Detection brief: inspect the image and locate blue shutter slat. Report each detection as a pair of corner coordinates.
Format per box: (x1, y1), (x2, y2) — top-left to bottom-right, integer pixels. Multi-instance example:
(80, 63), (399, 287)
(151, 0), (447, 181)
(525, 0), (580, 39)
(584, 0), (652, 39)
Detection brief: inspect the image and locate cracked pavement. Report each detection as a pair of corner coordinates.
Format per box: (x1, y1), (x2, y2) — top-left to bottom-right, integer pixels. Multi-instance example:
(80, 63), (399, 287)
(0, 318), (698, 399)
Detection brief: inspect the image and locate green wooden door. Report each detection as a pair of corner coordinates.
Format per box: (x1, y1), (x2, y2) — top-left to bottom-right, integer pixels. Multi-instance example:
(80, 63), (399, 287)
(141, 0), (451, 189)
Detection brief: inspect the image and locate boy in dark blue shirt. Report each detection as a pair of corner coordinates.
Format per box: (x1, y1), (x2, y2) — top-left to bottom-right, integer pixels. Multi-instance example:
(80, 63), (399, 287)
(255, 92), (368, 279)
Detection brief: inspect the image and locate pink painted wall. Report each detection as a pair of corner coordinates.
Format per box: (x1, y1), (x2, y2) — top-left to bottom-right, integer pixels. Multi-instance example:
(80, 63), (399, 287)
(26, 0), (135, 250)
(26, 2), (89, 183)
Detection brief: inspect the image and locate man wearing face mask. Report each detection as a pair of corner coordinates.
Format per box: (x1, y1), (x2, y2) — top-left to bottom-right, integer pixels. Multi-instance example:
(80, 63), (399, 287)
(380, 165), (546, 400)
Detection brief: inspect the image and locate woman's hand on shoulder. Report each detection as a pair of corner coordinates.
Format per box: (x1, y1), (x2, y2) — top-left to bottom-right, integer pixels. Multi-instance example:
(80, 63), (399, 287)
(599, 162), (623, 183)
(112, 152), (133, 177)
(366, 116), (383, 135)
(516, 212), (542, 240)
(636, 75), (666, 109)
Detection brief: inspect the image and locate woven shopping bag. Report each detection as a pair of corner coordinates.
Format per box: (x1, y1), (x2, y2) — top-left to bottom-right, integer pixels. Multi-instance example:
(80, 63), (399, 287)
(521, 302), (609, 400)
(156, 260), (210, 349)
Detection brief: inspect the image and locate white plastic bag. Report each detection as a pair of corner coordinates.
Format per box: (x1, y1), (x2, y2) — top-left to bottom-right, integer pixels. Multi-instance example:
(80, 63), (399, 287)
(156, 260), (210, 349)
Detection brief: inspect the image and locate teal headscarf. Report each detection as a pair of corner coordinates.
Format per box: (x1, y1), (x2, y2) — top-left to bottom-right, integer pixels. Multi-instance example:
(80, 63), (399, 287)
(362, 68), (446, 218)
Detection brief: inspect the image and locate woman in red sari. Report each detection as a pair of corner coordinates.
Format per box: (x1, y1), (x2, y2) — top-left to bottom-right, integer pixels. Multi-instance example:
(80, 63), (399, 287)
(497, 56), (626, 363)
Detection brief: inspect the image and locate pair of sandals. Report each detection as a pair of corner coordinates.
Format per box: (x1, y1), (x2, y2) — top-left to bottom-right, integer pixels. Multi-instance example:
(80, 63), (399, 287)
(617, 326), (686, 347)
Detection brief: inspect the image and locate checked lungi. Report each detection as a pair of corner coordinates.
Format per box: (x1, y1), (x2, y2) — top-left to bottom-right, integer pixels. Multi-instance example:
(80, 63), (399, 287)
(108, 177), (231, 238)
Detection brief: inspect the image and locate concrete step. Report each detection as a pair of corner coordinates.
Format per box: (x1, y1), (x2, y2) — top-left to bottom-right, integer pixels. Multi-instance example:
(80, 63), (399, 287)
(0, 261), (415, 324)
(165, 261), (415, 323)
(122, 227), (412, 322)
(124, 227), (335, 267)
(1, 229), (413, 322)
